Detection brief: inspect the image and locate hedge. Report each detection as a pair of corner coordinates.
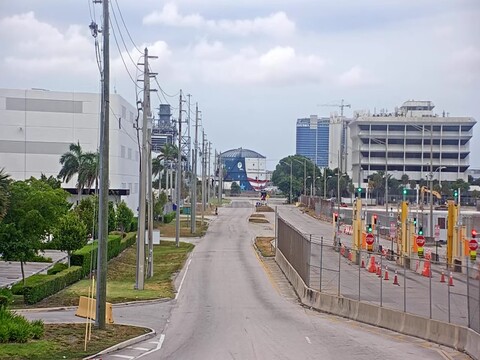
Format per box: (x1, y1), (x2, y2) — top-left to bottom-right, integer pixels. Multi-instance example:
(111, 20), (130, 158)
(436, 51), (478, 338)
(163, 211), (176, 224)
(71, 232), (136, 277)
(22, 266), (83, 305)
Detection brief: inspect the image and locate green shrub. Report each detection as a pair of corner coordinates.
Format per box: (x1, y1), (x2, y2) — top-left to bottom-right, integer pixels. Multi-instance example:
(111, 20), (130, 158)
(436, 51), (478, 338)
(0, 296), (9, 308)
(0, 288), (13, 306)
(30, 319), (44, 339)
(22, 266), (83, 305)
(130, 217), (138, 232)
(163, 211), (176, 224)
(31, 255), (53, 263)
(47, 262), (68, 275)
(0, 307), (44, 343)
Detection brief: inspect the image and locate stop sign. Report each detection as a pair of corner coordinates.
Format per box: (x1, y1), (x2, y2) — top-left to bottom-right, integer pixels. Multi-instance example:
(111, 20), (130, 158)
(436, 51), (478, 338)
(366, 233), (374, 245)
(469, 239), (478, 251)
(416, 235), (425, 247)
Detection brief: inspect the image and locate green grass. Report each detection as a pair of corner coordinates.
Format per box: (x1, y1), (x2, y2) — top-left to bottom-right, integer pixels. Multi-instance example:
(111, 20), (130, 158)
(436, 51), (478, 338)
(255, 237), (275, 257)
(25, 241), (194, 308)
(0, 323), (148, 360)
(154, 219), (208, 237)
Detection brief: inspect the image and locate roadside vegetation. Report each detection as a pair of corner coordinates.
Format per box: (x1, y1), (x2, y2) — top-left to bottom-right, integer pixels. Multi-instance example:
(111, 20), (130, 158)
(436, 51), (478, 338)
(255, 237), (275, 257)
(154, 218), (208, 237)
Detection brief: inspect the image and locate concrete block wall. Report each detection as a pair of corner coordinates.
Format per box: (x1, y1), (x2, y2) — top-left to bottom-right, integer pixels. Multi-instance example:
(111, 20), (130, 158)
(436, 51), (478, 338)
(275, 249), (480, 360)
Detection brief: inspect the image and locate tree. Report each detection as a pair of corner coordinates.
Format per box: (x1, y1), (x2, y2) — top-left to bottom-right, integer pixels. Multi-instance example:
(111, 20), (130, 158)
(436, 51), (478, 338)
(0, 179), (69, 286)
(116, 201), (134, 234)
(38, 173), (62, 189)
(154, 192), (167, 219)
(272, 155), (317, 200)
(409, 180), (417, 191)
(401, 174), (409, 186)
(58, 142), (99, 197)
(108, 201), (117, 233)
(152, 157), (164, 190)
(52, 212), (87, 267)
(74, 196), (97, 237)
(230, 182), (241, 195)
(0, 168), (11, 222)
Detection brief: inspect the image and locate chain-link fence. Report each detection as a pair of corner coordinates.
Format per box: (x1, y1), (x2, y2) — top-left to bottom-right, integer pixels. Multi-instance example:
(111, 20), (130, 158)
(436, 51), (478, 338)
(277, 215), (480, 332)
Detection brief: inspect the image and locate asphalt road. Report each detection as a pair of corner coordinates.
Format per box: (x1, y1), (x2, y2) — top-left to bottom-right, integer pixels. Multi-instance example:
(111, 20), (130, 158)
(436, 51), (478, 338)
(148, 200), (464, 359)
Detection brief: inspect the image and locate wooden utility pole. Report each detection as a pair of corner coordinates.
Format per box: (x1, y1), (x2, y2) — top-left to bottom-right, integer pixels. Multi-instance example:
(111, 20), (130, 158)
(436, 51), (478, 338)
(175, 91), (183, 247)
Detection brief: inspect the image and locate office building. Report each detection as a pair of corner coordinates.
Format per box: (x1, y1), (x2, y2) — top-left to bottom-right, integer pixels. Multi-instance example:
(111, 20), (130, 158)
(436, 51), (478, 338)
(296, 115), (330, 167)
(349, 100), (476, 184)
(0, 88), (139, 210)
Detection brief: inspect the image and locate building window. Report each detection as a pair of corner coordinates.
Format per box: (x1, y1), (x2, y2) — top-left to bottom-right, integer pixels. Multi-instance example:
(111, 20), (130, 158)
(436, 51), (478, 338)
(128, 148), (132, 159)
(389, 138), (405, 145)
(371, 125), (387, 131)
(389, 125), (404, 132)
(134, 183), (138, 194)
(443, 125), (459, 132)
(121, 146), (126, 158)
(121, 106), (127, 119)
(121, 182), (126, 189)
(442, 139), (458, 145)
(135, 151), (139, 162)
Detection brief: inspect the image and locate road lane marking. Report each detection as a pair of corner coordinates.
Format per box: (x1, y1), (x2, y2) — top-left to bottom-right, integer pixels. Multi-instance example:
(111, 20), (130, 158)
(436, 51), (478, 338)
(305, 336), (311, 344)
(111, 355), (134, 359)
(132, 347), (149, 351)
(175, 258), (192, 300)
(251, 245), (280, 294)
(137, 334), (165, 359)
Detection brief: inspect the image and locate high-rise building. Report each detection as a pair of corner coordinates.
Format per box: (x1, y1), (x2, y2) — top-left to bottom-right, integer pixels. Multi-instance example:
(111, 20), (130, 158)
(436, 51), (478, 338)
(350, 100), (476, 184)
(151, 104), (176, 153)
(296, 115), (330, 167)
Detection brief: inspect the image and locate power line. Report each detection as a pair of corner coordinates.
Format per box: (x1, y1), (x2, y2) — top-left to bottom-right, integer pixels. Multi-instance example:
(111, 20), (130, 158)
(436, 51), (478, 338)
(113, 0), (143, 54)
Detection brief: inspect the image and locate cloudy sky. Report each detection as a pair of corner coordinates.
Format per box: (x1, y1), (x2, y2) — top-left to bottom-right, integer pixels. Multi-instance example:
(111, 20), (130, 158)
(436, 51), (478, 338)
(1, 0), (479, 169)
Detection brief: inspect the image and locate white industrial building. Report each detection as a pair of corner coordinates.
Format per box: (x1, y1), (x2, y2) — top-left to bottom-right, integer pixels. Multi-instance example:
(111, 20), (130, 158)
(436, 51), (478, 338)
(0, 88), (140, 210)
(349, 100), (476, 185)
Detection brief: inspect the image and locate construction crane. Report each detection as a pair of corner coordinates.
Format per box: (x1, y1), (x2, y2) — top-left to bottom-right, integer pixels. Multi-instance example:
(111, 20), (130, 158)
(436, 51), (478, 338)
(420, 186), (441, 200)
(320, 99), (351, 117)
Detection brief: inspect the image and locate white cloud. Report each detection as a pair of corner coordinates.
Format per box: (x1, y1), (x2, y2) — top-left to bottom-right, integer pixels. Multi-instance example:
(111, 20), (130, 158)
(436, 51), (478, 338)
(143, 3), (295, 37)
(0, 12), (95, 74)
(337, 65), (379, 87)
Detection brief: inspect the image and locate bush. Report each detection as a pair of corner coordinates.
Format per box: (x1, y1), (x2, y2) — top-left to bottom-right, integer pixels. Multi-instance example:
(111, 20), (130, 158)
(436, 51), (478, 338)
(31, 255), (53, 263)
(130, 217), (138, 232)
(0, 288), (13, 307)
(0, 307), (44, 343)
(71, 233), (136, 277)
(22, 266), (83, 305)
(0, 296), (9, 309)
(163, 211), (176, 224)
(47, 262), (68, 275)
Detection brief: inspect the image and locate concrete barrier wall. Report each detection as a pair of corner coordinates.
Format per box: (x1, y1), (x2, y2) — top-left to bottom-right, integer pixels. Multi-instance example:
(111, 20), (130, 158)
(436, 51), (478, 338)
(275, 249), (480, 360)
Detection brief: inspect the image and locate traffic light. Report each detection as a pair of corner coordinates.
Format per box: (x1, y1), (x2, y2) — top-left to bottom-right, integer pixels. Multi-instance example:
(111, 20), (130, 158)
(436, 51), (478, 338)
(357, 187), (362, 197)
(454, 189), (458, 199)
(373, 214), (377, 225)
(472, 229), (477, 239)
(334, 212), (338, 223)
(413, 217), (417, 225)
(418, 226), (424, 235)
(367, 223), (373, 233)
(403, 188), (407, 195)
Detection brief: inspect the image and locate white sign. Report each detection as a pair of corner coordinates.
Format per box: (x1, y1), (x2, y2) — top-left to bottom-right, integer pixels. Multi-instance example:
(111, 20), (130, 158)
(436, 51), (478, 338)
(390, 222), (396, 238)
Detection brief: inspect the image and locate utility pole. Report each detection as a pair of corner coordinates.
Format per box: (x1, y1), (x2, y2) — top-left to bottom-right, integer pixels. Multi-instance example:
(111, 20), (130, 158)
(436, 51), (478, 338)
(96, 0), (110, 329)
(191, 104), (199, 234)
(135, 48), (152, 290)
(201, 131), (206, 223)
(175, 91), (183, 247)
(208, 141), (212, 204)
(213, 149), (217, 203)
(218, 151), (223, 203)
(147, 127), (154, 278)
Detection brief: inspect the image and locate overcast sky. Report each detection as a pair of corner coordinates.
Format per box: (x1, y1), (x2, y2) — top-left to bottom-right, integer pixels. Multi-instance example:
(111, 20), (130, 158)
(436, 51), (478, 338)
(1, 0), (479, 170)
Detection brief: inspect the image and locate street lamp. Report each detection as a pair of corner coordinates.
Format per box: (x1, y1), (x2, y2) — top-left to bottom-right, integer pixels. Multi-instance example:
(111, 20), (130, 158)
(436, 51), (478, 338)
(429, 166), (446, 241)
(324, 174), (332, 199)
(280, 160), (293, 203)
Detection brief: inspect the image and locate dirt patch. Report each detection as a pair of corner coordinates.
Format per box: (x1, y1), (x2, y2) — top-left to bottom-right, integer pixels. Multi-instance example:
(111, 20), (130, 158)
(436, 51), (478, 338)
(256, 205), (274, 212)
(249, 217), (269, 223)
(255, 237), (275, 257)
(249, 213), (266, 218)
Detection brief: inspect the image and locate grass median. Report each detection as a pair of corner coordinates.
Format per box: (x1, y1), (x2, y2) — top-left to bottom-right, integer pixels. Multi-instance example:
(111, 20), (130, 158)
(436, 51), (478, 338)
(154, 219), (208, 238)
(0, 323), (148, 360)
(255, 237), (275, 257)
(29, 241), (194, 308)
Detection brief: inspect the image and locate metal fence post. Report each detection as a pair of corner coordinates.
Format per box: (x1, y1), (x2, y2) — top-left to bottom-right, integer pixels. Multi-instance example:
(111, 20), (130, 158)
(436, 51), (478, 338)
(429, 258), (432, 319)
(403, 255), (406, 313)
(338, 243), (341, 297)
(380, 253), (383, 307)
(467, 261), (470, 328)
(358, 248), (361, 301)
(320, 236), (323, 292)
(448, 270), (451, 323)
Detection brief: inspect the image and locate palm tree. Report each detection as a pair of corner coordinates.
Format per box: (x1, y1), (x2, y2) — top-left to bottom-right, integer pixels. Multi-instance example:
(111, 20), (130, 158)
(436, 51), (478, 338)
(58, 142), (99, 197)
(152, 157), (164, 190)
(0, 168), (11, 221)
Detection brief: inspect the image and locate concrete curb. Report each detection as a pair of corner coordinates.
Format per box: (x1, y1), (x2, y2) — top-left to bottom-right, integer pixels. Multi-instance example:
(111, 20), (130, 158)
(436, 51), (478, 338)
(275, 248), (480, 360)
(83, 326), (156, 360)
(16, 305), (78, 313)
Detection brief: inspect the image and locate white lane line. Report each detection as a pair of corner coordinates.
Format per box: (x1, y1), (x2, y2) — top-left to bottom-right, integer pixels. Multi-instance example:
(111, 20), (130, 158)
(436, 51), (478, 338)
(132, 347), (150, 351)
(175, 258), (192, 300)
(137, 334), (165, 359)
(305, 336), (311, 344)
(111, 355), (134, 359)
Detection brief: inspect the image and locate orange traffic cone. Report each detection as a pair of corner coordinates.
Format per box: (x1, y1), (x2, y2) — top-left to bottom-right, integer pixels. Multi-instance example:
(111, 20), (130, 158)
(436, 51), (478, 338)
(440, 271), (446, 283)
(422, 260), (431, 277)
(393, 270), (400, 286)
(377, 263), (382, 277)
(368, 256), (376, 273)
(384, 265), (389, 281)
(448, 272), (454, 286)
(361, 257), (365, 268)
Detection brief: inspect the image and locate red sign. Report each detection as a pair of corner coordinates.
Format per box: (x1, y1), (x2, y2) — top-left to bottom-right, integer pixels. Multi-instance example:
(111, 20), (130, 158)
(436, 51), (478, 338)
(416, 235), (425, 247)
(366, 233), (374, 245)
(469, 239), (478, 251)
